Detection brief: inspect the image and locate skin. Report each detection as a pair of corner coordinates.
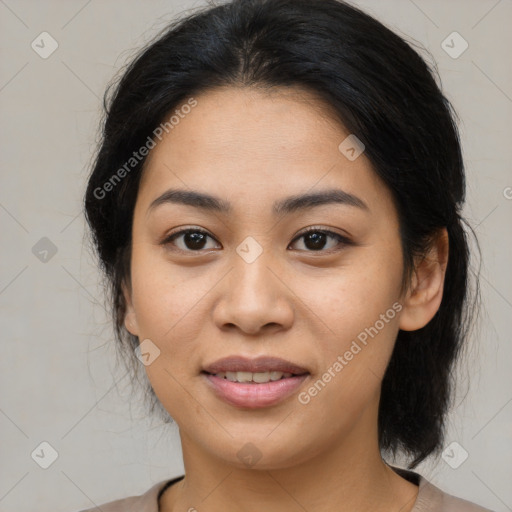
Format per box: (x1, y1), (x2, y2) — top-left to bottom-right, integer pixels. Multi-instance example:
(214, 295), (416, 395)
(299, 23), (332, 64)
(123, 85), (449, 512)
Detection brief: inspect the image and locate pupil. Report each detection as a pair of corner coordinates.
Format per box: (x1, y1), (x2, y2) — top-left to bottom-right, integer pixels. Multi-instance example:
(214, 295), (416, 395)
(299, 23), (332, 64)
(186, 232), (207, 249)
(305, 232), (326, 250)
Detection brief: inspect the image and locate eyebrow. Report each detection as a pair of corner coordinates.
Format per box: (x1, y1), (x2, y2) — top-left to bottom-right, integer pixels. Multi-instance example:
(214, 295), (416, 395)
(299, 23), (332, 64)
(147, 187), (369, 216)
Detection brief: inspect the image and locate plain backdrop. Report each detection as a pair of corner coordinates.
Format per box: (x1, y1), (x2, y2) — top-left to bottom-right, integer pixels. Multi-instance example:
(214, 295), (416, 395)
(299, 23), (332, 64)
(0, 1), (511, 511)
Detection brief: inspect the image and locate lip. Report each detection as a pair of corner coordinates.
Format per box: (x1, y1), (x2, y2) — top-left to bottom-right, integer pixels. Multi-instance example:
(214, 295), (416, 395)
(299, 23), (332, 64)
(202, 355), (309, 375)
(203, 373), (309, 409)
(201, 355), (310, 409)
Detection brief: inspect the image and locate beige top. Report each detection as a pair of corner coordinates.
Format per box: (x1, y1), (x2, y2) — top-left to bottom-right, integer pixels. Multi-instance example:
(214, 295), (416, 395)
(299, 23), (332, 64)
(76, 468), (495, 512)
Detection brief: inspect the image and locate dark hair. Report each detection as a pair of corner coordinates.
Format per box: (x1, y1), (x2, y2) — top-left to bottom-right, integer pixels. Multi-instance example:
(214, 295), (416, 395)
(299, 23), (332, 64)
(84, 0), (479, 469)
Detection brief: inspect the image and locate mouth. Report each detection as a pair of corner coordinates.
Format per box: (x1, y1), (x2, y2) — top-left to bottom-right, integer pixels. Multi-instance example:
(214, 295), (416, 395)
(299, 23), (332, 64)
(203, 370), (301, 383)
(202, 355), (309, 376)
(201, 356), (310, 408)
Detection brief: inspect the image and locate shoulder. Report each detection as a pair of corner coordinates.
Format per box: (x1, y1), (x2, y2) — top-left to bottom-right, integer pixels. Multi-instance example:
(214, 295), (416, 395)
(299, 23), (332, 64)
(74, 477), (180, 512)
(419, 479), (495, 511)
(391, 466), (495, 512)
(414, 472), (495, 511)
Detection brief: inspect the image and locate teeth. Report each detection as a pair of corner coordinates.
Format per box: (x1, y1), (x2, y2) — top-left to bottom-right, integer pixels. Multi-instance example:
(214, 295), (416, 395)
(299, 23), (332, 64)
(225, 371), (237, 382)
(269, 371), (285, 381)
(213, 371), (294, 383)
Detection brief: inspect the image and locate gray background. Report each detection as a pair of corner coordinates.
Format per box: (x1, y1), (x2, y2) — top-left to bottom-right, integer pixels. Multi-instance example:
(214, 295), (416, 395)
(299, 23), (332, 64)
(0, 0), (511, 511)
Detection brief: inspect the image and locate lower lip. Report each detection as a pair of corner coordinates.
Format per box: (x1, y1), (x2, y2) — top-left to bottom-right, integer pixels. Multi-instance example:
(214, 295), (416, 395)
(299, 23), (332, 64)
(202, 373), (309, 409)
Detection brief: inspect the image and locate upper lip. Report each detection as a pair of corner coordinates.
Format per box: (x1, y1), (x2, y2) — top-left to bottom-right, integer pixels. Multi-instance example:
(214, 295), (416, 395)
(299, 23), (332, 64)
(202, 356), (309, 375)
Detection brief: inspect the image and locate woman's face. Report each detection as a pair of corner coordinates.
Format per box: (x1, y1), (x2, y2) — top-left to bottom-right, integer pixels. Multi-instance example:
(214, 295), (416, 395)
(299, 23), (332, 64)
(124, 85), (408, 469)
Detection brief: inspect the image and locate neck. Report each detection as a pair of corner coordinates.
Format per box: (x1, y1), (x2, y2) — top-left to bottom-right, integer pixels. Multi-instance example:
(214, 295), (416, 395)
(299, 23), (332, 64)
(160, 401), (418, 512)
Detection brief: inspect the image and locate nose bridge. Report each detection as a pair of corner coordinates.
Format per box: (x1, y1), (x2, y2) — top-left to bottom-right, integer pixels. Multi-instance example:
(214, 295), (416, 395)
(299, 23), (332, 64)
(231, 236), (277, 303)
(213, 236), (294, 333)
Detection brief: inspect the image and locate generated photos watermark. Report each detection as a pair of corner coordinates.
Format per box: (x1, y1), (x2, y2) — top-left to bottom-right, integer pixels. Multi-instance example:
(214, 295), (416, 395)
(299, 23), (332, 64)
(298, 301), (403, 405)
(93, 97), (198, 200)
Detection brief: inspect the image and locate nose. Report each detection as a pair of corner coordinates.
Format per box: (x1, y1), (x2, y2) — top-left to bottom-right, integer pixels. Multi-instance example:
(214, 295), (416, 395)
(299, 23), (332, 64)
(212, 248), (295, 336)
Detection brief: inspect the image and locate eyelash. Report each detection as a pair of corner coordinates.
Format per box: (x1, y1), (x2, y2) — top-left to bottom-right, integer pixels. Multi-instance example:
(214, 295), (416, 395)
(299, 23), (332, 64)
(160, 226), (352, 254)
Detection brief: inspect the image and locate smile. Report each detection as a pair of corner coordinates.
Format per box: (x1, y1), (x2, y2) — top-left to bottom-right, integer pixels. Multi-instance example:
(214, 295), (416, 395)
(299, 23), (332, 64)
(202, 371), (309, 409)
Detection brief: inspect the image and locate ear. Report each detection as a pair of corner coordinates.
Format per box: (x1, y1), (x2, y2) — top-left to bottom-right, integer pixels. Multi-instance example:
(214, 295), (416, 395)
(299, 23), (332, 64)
(122, 279), (140, 336)
(399, 228), (449, 331)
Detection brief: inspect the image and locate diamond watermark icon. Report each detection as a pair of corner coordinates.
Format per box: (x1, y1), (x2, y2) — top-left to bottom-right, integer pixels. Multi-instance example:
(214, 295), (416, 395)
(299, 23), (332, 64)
(236, 236), (263, 264)
(31, 32), (59, 59)
(441, 32), (468, 59)
(31, 441), (59, 469)
(237, 442), (262, 467)
(441, 441), (469, 469)
(32, 237), (58, 263)
(338, 134), (365, 161)
(135, 338), (161, 366)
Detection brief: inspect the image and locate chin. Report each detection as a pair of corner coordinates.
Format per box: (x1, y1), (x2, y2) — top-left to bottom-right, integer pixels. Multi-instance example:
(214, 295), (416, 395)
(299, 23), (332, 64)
(201, 430), (326, 471)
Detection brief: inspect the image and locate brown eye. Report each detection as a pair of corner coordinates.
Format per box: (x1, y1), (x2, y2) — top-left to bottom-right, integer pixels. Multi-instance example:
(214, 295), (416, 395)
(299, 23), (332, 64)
(161, 226), (351, 254)
(161, 228), (220, 252)
(289, 228), (351, 252)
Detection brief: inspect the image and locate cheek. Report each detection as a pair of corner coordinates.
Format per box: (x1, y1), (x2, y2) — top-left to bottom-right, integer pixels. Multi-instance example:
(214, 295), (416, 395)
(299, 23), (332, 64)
(295, 250), (402, 408)
(296, 300), (399, 437)
(130, 244), (202, 337)
(300, 246), (402, 344)
(128, 250), (212, 420)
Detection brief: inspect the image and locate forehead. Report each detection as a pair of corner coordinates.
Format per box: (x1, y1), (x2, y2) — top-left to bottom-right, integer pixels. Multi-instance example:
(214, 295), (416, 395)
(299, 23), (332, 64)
(144, 86), (344, 166)
(137, 85), (388, 215)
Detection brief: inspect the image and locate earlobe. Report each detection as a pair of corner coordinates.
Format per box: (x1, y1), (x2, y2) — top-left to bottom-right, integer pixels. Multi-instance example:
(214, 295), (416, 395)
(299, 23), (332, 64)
(399, 228), (449, 332)
(122, 280), (140, 336)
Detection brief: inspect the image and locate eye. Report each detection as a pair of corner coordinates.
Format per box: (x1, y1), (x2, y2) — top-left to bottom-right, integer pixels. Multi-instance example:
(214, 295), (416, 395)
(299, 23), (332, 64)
(161, 226), (352, 254)
(161, 227), (220, 252)
(288, 227), (351, 252)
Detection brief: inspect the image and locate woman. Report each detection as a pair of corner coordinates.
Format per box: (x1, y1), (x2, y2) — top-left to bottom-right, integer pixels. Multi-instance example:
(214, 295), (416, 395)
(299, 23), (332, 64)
(80, 0), (493, 510)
